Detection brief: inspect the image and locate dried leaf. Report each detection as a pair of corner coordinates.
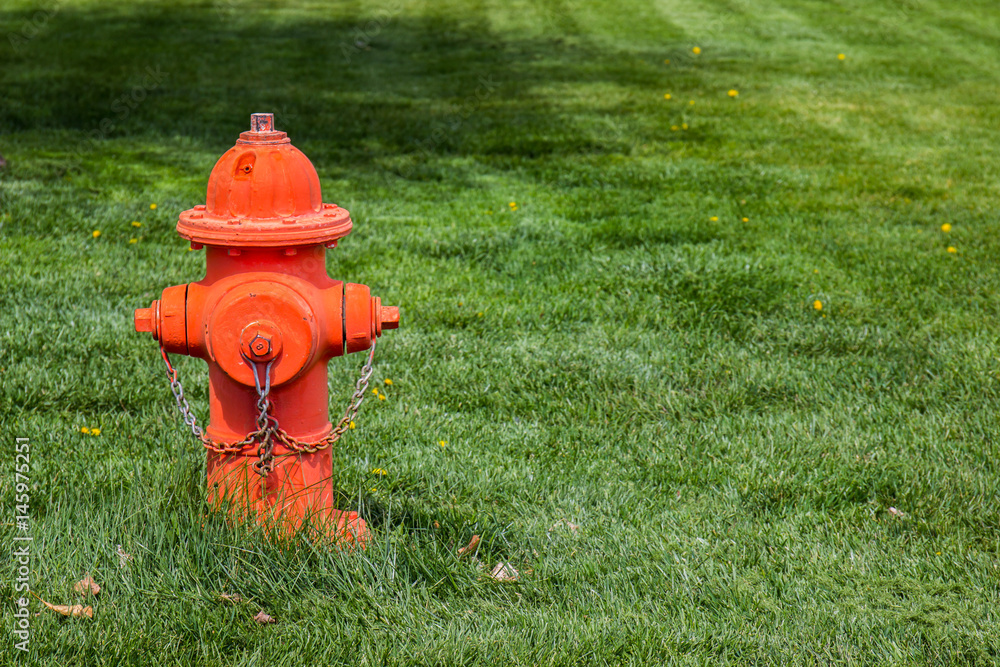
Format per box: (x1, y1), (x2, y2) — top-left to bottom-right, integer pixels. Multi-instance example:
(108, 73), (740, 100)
(74, 574), (100, 597)
(254, 610), (276, 624)
(888, 507), (906, 519)
(489, 562), (519, 582)
(458, 534), (480, 558)
(548, 520), (579, 533)
(219, 593), (243, 604)
(116, 544), (133, 567)
(41, 599), (93, 619)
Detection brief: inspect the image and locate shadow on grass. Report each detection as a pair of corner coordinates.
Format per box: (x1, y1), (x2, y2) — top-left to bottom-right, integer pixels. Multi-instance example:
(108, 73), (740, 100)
(0, 2), (678, 168)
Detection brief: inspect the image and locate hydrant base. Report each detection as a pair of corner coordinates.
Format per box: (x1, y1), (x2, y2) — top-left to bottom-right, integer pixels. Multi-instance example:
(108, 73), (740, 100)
(207, 451), (371, 549)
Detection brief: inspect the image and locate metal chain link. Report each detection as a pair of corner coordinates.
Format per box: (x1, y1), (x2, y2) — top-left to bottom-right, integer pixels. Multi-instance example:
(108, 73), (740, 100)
(250, 359), (277, 477)
(278, 338), (376, 453)
(158, 339), (377, 477)
(160, 346), (205, 440)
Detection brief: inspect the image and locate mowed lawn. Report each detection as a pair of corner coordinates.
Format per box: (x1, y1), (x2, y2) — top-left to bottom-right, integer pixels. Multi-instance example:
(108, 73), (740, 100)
(2, 0), (1000, 664)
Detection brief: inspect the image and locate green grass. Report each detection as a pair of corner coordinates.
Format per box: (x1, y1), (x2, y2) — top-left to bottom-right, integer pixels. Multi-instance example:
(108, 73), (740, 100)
(2, 0), (1000, 664)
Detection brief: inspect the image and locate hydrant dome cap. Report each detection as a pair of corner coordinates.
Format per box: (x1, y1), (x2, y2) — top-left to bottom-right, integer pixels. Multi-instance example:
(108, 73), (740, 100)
(176, 114), (352, 247)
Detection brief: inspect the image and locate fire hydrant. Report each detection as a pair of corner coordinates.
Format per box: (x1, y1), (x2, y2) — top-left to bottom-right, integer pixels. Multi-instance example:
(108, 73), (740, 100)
(134, 113), (398, 546)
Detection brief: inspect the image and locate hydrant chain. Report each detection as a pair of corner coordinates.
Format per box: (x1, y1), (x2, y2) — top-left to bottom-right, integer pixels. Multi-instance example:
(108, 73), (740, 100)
(275, 338), (377, 454)
(158, 339), (378, 460)
(161, 345), (205, 441)
(250, 359), (276, 478)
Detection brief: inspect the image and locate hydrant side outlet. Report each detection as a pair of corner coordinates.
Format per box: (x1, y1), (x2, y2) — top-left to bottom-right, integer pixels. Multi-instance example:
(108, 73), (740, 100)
(135, 113), (398, 547)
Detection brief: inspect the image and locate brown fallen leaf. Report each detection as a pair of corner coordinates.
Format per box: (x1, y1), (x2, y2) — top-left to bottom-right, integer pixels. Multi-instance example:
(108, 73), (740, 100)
(41, 599), (93, 619)
(254, 610), (276, 624)
(458, 534), (480, 558)
(74, 574), (100, 597)
(116, 544), (133, 567)
(489, 562), (519, 582)
(549, 520), (579, 533)
(219, 593), (243, 604)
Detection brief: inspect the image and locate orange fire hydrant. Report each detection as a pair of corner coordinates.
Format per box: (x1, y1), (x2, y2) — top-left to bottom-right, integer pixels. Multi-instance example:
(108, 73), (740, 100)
(134, 113), (398, 546)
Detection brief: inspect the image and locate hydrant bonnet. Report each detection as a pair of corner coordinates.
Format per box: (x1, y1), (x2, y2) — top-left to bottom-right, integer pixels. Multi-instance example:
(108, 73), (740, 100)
(176, 112), (352, 247)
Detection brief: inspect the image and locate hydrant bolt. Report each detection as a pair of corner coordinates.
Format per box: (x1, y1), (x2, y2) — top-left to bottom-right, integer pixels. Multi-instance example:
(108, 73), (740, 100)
(250, 335), (271, 357)
(381, 305), (400, 330)
(239, 321), (282, 363)
(134, 307), (155, 334)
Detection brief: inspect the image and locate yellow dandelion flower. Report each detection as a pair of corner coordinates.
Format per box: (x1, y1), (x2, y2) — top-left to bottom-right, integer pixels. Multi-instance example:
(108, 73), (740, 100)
(741, 217), (749, 222)
(371, 387), (379, 395)
(728, 89), (739, 97)
(941, 223), (951, 232)
(131, 221), (141, 227)
(91, 428), (101, 436)
(372, 468), (387, 476)
(369, 488), (378, 494)
(477, 312), (484, 317)
(813, 300), (823, 311)
(349, 420), (356, 429)
(689, 100), (695, 105)
(92, 230), (101, 238)
(663, 59), (670, 64)
(671, 125), (679, 131)
(81, 427), (90, 434)
(129, 238), (138, 244)
(692, 46), (701, 54)
(378, 393), (386, 401)
(384, 378), (393, 386)
(709, 216), (718, 222)
(509, 202), (517, 208)
(947, 246), (957, 253)
(150, 203), (157, 210)
(681, 123), (688, 130)
(663, 93), (671, 100)
(438, 440), (447, 447)
(837, 53), (846, 61)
